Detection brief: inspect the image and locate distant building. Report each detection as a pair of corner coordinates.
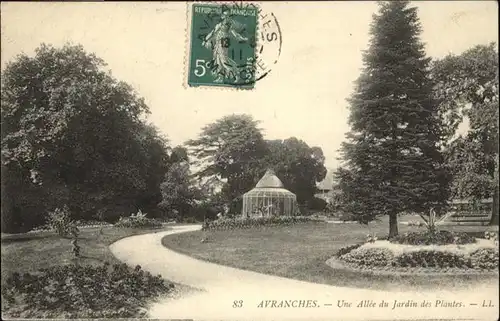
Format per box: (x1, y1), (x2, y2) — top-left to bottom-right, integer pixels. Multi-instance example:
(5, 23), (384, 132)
(315, 169), (335, 203)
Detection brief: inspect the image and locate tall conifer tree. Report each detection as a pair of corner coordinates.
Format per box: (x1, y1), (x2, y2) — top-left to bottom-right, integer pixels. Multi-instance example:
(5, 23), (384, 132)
(336, 1), (450, 237)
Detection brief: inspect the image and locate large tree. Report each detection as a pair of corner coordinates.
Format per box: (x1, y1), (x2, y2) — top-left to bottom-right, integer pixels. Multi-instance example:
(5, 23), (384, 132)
(336, 1), (450, 237)
(158, 145), (201, 219)
(265, 138), (327, 205)
(1, 44), (170, 231)
(158, 162), (197, 220)
(432, 43), (499, 225)
(186, 114), (269, 210)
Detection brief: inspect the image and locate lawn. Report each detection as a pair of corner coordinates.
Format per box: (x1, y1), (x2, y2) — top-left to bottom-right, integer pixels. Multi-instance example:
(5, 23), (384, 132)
(1, 226), (171, 286)
(162, 217), (498, 292)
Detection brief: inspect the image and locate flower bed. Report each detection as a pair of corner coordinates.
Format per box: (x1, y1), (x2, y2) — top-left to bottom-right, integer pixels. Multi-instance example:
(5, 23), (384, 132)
(202, 216), (323, 231)
(334, 238), (498, 273)
(28, 221), (173, 234)
(114, 210), (163, 229)
(341, 247), (394, 268)
(470, 248), (499, 270)
(336, 243), (363, 257)
(390, 230), (476, 245)
(1, 263), (173, 318)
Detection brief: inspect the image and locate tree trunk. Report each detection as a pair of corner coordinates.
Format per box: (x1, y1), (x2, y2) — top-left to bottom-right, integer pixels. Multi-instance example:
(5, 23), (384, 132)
(489, 185), (499, 226)
(490, 154), (499, 226)
(389, 213), (399, 238)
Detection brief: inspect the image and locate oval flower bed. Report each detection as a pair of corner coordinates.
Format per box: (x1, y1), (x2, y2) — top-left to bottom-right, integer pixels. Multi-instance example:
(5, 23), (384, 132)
(328, 232), (499, 275)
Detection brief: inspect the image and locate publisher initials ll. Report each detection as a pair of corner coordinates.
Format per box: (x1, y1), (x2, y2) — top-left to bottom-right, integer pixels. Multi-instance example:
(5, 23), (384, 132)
(482, 300), (494, 307)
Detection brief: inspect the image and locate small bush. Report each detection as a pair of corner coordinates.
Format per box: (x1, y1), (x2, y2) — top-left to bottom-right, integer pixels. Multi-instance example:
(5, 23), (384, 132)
(390, 230), (476, 246)
(188, 202), (220, 222)
(45, 206), (79, 238)
(202, 216), (321, 231)
(308, 197), (327, 211)
(340, 247), (394, 267)
(114, 210), (163, 229)
(470, 248), (499, 270)
(484, 231), (499, 245)
(395, 250), (471, 269)
(338, 212), (358, 222)
(1, 263), (173, 318)
(366, 233), (378, 243)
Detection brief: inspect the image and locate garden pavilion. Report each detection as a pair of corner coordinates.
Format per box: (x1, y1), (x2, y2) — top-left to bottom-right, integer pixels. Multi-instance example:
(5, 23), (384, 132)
(242, 169), (297, 217)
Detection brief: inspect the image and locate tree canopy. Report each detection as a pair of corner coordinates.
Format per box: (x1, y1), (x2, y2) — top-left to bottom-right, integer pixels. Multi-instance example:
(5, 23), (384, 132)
(186, 114), (328, 213)
(158, 156), (199, 220)
(1, 44), (171, 232)
(265, 138), (327, 204)
(186, 114), (269, 208)
(432, 43), (499, 225)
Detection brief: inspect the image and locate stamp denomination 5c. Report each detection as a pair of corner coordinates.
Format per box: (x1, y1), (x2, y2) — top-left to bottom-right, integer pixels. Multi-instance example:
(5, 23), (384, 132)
(188, 3), (258, 88)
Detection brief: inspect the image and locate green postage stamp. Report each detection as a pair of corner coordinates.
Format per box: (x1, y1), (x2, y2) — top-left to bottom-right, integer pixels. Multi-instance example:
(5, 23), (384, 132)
(187, 3), (258, 88)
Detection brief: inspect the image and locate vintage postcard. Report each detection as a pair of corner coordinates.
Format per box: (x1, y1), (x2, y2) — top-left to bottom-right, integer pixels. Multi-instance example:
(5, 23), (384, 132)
(1, 1), (498, 321)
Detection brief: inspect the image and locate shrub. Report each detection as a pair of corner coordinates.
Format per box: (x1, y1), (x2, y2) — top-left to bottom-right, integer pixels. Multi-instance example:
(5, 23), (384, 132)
(96, 203), (137, 223)
(338, 212), (358, 222)
(340, 247), (395, 267)
(45, 205), (79, 238)
(1, 263), (173, 318)
(188, 201), (220, 222)
(390, 230), (476, 246)
(418, 208), (452, 233)
(76, 220), (111, 227)
(470, 248), (499, 270)
(202, 216), (321, 231)
(71, 239), (81, 258)
(308, 197), (327, 211)
(366, 233), (378, 243)
(228, 196), (243, 216)
(35, 219), (111, 231)
(484, 231), (499, 245)
(395, 250), (471, 269)
(1, 203), (46, 233)
(114, 210), (163, 229)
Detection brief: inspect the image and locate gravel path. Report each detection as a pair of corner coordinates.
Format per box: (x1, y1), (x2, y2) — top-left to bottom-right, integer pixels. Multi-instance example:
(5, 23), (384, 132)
(109, 225), (498, 321)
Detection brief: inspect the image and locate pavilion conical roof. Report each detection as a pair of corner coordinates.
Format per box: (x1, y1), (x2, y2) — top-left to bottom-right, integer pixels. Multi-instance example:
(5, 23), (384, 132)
(255, 169), (284, 188)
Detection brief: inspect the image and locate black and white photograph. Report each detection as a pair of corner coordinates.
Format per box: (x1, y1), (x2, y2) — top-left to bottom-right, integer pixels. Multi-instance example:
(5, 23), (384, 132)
(1, 1), (498, 320)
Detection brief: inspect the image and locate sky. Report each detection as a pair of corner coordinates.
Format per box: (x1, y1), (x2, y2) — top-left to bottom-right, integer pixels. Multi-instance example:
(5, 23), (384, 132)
(1, 1), (498, 169)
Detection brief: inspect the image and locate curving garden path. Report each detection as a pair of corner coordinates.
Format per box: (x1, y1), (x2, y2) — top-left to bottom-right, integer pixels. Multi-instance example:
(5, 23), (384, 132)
(109, 225), (499, 321)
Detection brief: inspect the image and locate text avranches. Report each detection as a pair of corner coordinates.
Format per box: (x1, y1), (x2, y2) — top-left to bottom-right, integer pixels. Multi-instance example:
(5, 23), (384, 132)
(257, 300), (319, 308)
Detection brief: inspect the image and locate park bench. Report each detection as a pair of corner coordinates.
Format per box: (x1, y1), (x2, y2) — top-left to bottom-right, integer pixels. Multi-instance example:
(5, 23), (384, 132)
(447, 198), (493, 226)
(447, 199), (493, 225)
(448, 212), (491, 225)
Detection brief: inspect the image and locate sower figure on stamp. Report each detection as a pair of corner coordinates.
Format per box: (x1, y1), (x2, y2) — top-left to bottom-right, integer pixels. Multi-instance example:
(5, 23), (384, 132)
(202, 10), (248, 83)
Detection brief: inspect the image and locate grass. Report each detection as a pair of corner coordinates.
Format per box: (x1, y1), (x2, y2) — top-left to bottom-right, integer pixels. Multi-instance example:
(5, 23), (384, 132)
(1, 226), (170, 286)
(162, 217), (498, 292)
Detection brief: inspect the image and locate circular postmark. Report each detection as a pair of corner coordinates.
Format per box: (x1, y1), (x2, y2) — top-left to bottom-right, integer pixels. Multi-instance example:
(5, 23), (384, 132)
(193, 1), (282, 87)
(252, 6), (282, 83)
